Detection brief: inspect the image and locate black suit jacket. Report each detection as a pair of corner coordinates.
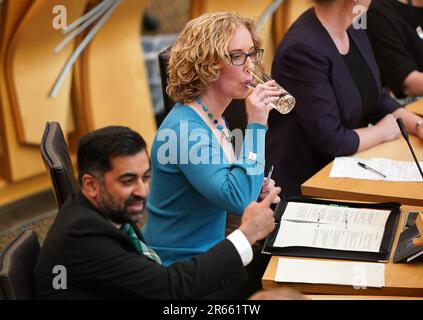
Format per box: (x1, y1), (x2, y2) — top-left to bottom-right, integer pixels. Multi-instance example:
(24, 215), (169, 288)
(34, 192), (247, 299)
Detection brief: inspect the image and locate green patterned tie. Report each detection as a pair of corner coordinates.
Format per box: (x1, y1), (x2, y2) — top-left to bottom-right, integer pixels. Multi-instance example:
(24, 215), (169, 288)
(121, 223), (162, 264)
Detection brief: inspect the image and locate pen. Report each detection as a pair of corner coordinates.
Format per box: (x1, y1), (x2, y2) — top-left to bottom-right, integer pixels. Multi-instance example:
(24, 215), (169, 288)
(357, 161), (386, 178)
(265, 165), (274, 185)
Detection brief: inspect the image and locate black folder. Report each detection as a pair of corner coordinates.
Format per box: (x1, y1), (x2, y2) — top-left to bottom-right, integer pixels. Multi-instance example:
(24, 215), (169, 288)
(263, 195), (401, 262)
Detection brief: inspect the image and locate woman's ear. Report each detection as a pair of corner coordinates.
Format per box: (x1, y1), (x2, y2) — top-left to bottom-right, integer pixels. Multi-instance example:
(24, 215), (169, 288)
(81, 173), (100, 199)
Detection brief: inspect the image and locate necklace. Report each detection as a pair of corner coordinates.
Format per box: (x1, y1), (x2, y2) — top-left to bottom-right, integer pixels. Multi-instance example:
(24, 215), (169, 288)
(195, 96), (232, 143)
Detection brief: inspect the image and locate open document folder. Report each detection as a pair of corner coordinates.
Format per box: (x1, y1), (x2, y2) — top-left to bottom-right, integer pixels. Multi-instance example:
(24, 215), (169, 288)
(330, 157), (423, 181)
(273, 202), (390, 253)
(263, 196), (400, 262)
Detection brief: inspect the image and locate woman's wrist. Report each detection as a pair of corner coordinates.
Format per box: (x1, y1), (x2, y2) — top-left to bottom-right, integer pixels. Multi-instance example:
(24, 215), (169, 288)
(246, 122), (268, 130)
(248, 120), (267, 126)
(247, 114), (268, 126)
(374, 124), (391, 144)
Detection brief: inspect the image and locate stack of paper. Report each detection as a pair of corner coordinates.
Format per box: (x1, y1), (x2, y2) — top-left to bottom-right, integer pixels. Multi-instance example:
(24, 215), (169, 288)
(273, 202), (390, 253)
(330, 157), (423, 181)
(275, 258), (385, 288)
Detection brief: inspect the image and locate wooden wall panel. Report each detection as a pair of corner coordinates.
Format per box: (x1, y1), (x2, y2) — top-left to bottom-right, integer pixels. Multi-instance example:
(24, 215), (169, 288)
(0, 0), (91, 181)
(79, 0), (157, 149)
(0, 0), (41, 181)
(6, 0), (87, 145)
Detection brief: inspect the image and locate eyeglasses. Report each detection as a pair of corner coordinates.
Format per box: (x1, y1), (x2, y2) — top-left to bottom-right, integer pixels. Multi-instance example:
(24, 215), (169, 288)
(228, 48), (264, 66)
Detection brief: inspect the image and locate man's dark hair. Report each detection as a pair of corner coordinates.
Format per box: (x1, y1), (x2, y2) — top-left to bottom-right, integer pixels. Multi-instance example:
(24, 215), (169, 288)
(77, 126), (147, 185)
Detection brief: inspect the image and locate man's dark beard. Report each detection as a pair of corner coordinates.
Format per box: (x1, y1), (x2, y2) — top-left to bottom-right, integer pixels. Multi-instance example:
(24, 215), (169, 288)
(98, 186), (145, 224)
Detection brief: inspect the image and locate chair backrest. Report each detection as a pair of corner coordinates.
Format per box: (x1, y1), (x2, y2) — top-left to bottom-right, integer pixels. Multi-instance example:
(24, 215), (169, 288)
(0, 230), (40, 300)
(158, 46), (175, 116)
(157, 47), (248, 133)
(40, 121), (78, 208)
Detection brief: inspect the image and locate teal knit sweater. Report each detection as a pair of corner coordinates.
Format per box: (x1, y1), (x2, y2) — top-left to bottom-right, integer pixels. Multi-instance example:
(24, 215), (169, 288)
(143, 103), (267, 265)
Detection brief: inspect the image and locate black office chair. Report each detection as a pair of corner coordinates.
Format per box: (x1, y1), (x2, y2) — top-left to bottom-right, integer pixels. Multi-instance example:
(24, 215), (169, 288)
(158, 47), (175, 117)
(40, 121), (78, 208)
(158, 46), (248, 133)
(0, 229), (40, 300)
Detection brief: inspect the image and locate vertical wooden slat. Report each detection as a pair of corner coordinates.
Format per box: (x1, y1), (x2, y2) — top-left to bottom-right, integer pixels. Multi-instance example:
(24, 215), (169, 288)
(79, 0), (157, 149)
(6, 0), (87, 145)
(0, 0), (37, 181)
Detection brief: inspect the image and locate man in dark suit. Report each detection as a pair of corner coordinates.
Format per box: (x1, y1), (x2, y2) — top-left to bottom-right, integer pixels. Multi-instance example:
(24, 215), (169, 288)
(34, 126), (279, 299)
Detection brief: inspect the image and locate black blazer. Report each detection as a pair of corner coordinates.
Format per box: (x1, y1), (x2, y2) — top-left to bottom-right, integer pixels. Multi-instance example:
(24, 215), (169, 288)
(266, 8), (401, 194)
(367, 0), (423, 98)
(34, 192), (247, 299)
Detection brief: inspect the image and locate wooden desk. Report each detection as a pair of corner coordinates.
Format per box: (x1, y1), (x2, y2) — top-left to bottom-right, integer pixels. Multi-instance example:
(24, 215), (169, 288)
(407, 99), (423, 117)
(301, 135), (423, 206)
(262, 206), (423, 297)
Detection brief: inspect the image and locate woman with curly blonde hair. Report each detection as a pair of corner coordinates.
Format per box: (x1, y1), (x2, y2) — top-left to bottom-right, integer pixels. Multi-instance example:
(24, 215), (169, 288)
(144, 12), (281, 275)
(167, 12), (261, 104)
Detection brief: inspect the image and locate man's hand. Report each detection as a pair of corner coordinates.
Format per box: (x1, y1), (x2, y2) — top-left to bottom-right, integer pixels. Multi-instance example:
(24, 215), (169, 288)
(239, 187), (281, 245)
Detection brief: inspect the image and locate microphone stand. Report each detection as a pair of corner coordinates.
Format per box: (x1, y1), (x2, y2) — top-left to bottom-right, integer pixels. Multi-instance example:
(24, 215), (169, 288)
(396, 118), (423, 180)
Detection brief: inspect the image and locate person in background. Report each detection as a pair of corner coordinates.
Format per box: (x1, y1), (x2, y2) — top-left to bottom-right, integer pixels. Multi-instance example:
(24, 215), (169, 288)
(34, 126), (280, 299)
(266, 0), (423, 195)
(367, 0), (423, 104)
(143, 11), (280, 279)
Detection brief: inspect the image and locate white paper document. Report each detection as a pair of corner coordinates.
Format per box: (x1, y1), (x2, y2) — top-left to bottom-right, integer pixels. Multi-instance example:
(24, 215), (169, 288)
(275, 258), (385, 288)
(273, 202), (390, 252)
(330, 156), (423, 181)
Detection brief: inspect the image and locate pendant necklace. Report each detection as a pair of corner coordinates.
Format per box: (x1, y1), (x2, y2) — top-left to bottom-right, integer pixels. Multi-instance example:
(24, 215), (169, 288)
(195, 96), (232, 143)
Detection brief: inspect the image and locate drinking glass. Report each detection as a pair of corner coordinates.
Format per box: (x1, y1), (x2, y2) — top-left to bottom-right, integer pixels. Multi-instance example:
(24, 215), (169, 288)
(247, 69), (296, 114)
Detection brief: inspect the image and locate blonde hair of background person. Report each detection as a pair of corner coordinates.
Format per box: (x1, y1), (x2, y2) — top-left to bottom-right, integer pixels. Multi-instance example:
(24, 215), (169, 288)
(167, 12), (263, 103)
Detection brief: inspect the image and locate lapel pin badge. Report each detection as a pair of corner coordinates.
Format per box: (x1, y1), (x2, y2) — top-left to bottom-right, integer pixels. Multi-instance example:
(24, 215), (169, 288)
(248, 152), (257, 161)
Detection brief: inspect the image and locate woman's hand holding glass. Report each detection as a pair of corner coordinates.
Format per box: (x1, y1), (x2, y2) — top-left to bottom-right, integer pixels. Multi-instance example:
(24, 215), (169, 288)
(246, 80), (283, 125)
(247, 70), (296, 115)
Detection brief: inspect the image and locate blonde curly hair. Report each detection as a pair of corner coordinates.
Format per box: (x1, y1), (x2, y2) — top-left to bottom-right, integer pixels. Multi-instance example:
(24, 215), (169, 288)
(166, 12), (261, 104)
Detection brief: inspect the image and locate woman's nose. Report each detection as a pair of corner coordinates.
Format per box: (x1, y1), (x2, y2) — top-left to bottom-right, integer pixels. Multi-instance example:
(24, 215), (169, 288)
(244, 55), (255, 71)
